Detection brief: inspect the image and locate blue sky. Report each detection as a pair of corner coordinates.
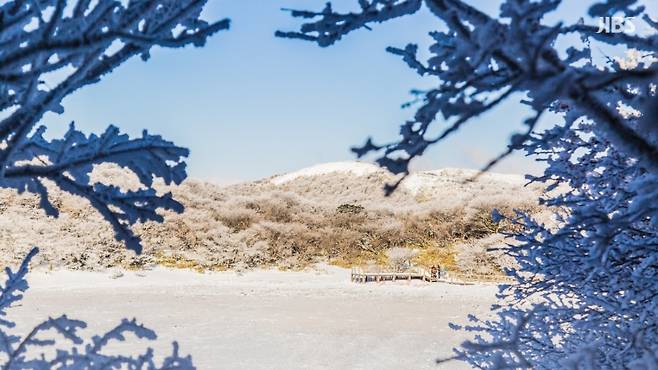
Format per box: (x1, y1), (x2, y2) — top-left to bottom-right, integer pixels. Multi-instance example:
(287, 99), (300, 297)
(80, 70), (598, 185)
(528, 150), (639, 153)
(42, 1), (656, 183)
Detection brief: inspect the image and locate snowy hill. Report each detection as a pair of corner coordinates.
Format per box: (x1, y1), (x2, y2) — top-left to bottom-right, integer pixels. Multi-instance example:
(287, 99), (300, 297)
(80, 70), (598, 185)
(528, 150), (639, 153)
(270, 161), (381, 185)
(0, 162), (543, 274)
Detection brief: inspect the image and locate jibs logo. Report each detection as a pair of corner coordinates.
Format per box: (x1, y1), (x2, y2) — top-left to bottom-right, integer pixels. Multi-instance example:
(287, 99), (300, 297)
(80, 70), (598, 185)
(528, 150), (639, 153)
(597, 16), (636, 33)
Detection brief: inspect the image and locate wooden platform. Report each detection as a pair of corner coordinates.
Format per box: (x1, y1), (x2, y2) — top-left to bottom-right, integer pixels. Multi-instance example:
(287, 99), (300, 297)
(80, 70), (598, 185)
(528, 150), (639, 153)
(350, 267), (438, 283)
(350, 267), (515, 284)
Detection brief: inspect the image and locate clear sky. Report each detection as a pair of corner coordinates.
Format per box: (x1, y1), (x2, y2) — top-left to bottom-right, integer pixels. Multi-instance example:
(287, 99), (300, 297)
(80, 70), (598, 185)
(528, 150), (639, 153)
(42, 0), (657, 184)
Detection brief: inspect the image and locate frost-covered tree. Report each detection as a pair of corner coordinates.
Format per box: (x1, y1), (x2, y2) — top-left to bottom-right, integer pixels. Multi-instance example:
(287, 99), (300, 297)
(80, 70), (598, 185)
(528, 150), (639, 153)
(446, 107), (658, 369)
(0, 1), (228, 368)
(278, 0), (657, 186)
(0, 0), (229, 253)
(279, 0), (658, 368)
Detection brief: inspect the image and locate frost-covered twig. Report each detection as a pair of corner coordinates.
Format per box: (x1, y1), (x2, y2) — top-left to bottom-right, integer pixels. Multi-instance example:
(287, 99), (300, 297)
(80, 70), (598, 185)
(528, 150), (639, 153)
(280, 0), (658, 368)
(278, 0), (658, 179)
(0, 0), (228, 252)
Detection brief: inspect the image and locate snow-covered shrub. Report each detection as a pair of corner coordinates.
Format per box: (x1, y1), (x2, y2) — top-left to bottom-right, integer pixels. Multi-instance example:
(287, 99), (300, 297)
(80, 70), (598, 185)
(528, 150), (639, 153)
(0, 248), (194, 369)
(336, 203), (365, 214)
(454, 234), (508, 277)
(1, 165), (539, 272)
(280, 0), (658, 368)
(385, 247), (418, 271)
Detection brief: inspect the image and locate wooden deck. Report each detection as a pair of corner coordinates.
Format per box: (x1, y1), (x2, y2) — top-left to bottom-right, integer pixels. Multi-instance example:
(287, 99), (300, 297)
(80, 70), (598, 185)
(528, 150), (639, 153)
(350, 267), (515, 284)
(350, 267), (438, 283)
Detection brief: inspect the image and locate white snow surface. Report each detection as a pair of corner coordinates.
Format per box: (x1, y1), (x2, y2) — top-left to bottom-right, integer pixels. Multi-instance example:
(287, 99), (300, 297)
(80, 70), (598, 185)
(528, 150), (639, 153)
(401, 168), (528, 196)
(270, 161), (382, 185)
(271, 161), (527, 190)
(12, 266), (497, 370)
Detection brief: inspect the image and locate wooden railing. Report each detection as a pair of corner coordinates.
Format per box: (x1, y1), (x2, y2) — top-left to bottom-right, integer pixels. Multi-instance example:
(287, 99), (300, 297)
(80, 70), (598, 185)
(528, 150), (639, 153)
(351, 266), (435, 283)
(350, 266), (515, 284)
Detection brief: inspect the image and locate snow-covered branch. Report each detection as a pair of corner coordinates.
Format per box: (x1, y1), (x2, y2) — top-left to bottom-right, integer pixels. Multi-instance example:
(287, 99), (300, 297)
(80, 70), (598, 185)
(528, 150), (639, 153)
(0, 0), (228, 252)
(279, 0), (658, 179)
(276, 1), (422, 47)
(281, 0), (658, 368)
(1, 123), (188, 252)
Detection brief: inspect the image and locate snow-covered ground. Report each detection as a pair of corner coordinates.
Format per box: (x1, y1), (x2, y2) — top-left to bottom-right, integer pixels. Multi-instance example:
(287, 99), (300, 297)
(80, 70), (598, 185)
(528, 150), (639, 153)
(401, 168), (528, 195)
(270, 161), (381, 185)
(12, 266), (497, 370)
